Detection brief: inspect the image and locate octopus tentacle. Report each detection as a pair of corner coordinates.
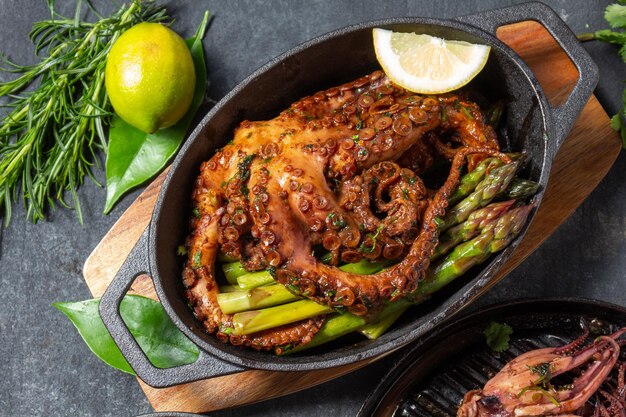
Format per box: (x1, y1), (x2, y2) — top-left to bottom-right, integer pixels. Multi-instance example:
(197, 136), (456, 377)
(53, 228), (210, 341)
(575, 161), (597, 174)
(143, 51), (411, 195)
(277, 147), (509, 317)
(184, 70), (507, 348)
(183, 211), (325, 350)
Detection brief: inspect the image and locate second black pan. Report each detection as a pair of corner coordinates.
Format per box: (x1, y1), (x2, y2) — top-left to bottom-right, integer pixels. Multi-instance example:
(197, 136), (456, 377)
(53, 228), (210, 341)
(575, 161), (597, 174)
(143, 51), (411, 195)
(100, 2), (598, 387)
(357, 298), (626, 417)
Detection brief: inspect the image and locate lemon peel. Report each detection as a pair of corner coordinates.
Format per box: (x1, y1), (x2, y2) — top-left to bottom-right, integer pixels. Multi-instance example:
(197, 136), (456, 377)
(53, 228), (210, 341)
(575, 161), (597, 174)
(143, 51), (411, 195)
(373, 29), (490, 94)
(105, 22), (196, 133)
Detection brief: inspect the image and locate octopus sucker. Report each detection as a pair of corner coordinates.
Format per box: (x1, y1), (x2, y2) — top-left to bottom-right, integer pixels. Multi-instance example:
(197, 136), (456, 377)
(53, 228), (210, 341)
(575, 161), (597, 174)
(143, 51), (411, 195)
(183, 70), (506, 349)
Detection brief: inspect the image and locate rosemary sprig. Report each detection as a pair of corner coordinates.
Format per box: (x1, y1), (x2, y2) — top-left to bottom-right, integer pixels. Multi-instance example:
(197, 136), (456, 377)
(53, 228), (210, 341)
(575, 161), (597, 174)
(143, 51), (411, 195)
(0, 0), (170, 225)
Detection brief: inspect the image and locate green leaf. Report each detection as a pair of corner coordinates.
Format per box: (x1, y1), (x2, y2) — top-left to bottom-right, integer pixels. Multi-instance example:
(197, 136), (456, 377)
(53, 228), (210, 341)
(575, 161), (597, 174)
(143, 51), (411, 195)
(53, 298), (135, 374)
(53, 295), (199, 374)
(606, 3), (626, 29)
(104, 12), (210, 214)
(617, 115), (626, 149)
(610, 113), (622, 131)
(483, 321), (513, 352)
(594, 29), (626, 45)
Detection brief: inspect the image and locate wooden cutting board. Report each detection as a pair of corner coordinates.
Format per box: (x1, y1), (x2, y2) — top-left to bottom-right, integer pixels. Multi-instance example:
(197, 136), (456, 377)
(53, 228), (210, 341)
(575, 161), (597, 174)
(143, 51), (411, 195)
(82, 20), (622, 413)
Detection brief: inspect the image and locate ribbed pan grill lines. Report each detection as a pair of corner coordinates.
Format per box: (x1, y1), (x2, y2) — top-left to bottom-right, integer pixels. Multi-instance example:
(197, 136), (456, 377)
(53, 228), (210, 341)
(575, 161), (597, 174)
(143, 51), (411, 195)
(394, 335), (570, 417)
(357, 301), (626, 417)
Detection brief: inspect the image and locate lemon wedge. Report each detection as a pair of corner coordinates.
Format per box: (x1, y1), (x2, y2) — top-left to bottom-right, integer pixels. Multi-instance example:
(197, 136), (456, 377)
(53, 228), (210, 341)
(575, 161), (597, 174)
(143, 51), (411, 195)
(373, 28), (490, 94)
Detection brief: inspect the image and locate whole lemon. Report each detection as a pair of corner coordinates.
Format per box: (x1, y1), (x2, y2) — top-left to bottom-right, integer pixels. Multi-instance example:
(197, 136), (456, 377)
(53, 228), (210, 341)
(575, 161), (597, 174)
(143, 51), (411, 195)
(105, 22), (196, 133)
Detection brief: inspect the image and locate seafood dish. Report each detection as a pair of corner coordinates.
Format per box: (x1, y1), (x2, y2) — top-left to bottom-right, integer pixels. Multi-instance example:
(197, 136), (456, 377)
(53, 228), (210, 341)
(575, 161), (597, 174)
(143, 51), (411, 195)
(179, 66), (535, 353)
(458, 326), (626, 416)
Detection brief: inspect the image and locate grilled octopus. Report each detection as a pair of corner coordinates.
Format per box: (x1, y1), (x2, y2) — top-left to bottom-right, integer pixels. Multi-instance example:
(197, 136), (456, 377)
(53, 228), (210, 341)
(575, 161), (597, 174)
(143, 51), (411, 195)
(182, 70), (506, 351)
(458, 327), (626, 417)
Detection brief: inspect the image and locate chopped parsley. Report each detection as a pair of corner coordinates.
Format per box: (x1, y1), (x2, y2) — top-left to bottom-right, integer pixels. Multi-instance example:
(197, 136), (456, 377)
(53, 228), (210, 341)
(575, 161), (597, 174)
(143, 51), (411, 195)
(360, 223), (384, 253)
(192, 250), (202, 268)
(286, 284), (301, 294)
(483, 321), (512, 352)
(237, 154), (255, 196)
(460, 105), (474, 120)
(517, 362), (560, 406)
(327, 212), (347, 228)
(219, 325), (234, 335)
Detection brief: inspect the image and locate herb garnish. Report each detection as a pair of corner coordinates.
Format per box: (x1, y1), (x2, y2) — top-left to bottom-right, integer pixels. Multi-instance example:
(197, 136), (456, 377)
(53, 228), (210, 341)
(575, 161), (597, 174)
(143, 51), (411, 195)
(327, 212), (347, 228)
(360, 223), (384, 253)
(192, 250), (202, 268)
(0, 0), (170, 224)
(579, 2), (626, 147)
(517, 362), (560, 406)
(237, 154), (255, 196)
(484, 321), (513, 352)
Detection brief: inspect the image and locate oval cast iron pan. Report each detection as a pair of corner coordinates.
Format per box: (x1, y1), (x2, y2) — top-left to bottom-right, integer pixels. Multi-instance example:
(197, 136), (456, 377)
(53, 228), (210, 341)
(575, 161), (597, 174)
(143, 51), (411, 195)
(99, 2), (598, 387)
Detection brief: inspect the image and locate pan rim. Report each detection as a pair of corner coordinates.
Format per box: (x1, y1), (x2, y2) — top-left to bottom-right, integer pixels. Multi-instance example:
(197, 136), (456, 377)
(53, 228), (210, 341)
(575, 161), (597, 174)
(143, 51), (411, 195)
(148, 15), (554, 371)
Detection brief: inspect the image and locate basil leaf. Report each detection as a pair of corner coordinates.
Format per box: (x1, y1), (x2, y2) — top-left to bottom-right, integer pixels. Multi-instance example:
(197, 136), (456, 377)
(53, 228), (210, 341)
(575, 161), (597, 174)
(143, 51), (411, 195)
(103, 12), (210, 214)
(53, 295), (199, 374)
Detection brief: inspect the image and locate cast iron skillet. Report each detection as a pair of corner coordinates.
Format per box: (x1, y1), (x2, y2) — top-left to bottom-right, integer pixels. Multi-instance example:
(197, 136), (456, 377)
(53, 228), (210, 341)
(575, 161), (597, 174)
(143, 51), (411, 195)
(99, 2), (598, 388)
(357, 298), (626, 417)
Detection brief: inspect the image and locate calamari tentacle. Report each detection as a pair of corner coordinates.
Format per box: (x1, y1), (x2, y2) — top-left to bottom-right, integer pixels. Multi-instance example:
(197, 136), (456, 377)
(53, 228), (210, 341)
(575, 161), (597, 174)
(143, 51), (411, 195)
(458, 327), (626, 417)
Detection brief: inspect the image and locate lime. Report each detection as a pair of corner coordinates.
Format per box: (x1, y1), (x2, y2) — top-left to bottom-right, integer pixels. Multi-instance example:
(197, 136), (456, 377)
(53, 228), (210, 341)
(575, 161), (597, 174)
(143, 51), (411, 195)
(105, 22), (196, 133)
(373, 29), (490, 94)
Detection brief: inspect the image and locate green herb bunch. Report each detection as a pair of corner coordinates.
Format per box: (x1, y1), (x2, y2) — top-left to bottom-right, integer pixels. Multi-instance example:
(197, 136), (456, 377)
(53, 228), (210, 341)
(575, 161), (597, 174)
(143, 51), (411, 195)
(0, 0), (169, 225)
(580, 1), (626, 147)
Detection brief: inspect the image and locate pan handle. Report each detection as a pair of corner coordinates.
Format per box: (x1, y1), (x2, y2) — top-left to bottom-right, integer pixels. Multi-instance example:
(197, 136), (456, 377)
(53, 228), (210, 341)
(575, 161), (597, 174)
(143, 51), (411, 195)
(456, 1), (598, 149)
(99, 226), (245, 388)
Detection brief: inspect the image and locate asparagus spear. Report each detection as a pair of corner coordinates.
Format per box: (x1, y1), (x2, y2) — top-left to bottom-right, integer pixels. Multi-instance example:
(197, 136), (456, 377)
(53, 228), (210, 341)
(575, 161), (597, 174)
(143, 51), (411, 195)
(448, 153), (524, 206)
(237, 270), (275, 289)
(227, 260), (386, 329)
(503, 178), (540, 200)
(338, 259), (390, 274)
(448, 157), (504, 206)
(358, 304), (408, 340)
(222, 262), (247, 285)
(288, 299), (412, 353)
(217, 284), (300, 314)
(441, 160), (520, 231)
(232, 300), (333, 335)
(418, 204), (534, 295)
(362, 201), (532, 338)
(432, 200), (515, 260)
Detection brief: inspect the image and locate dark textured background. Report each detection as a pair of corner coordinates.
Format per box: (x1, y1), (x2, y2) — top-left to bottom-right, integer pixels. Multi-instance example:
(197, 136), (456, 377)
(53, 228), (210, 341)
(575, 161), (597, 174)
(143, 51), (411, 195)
(0, 1), (624, 416)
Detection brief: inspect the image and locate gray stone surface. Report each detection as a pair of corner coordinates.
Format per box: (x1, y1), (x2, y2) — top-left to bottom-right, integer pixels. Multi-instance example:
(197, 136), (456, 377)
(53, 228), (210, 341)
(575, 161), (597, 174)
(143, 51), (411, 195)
(0, 0), (624, 416)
